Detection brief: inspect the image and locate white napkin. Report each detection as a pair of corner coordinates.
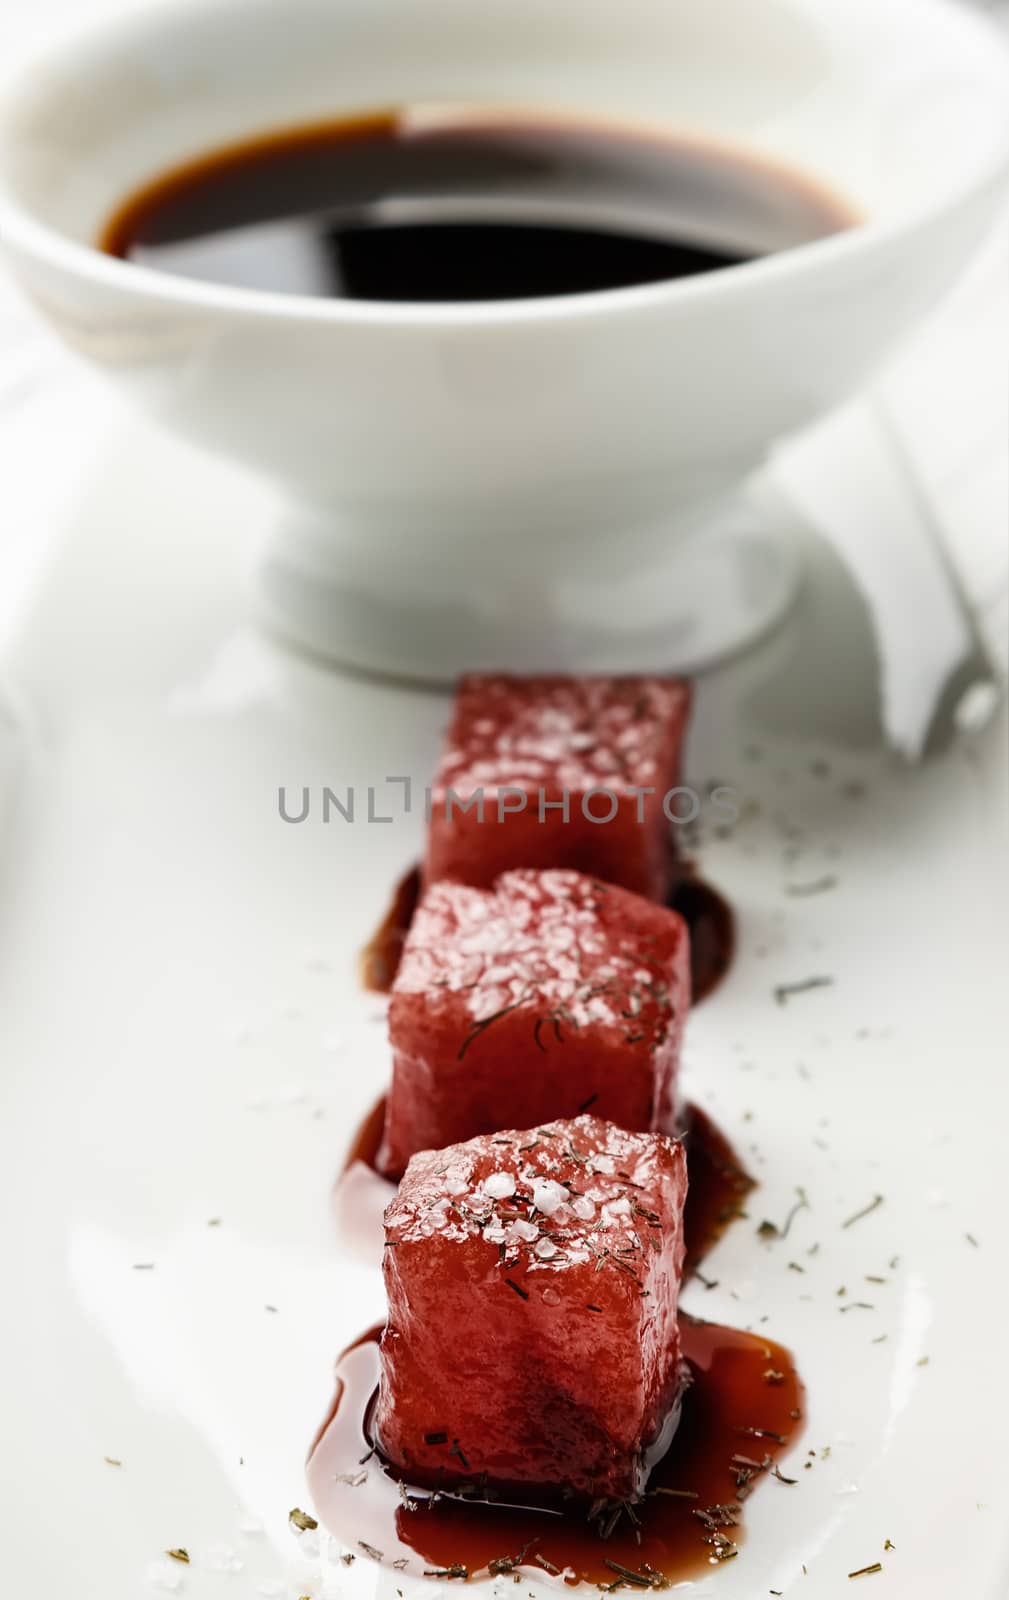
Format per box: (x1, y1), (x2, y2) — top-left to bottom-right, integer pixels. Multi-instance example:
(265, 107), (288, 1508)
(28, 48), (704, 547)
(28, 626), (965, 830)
(771, 218), (1008, 759)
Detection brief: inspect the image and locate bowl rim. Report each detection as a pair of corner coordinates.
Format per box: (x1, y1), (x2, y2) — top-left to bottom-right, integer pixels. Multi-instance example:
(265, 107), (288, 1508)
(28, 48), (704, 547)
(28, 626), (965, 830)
(1, 0), (1008, 329)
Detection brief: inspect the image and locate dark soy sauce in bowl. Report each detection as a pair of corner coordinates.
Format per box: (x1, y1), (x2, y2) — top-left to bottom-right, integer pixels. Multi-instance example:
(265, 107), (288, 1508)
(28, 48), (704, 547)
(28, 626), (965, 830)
(100, 108), (855, 302)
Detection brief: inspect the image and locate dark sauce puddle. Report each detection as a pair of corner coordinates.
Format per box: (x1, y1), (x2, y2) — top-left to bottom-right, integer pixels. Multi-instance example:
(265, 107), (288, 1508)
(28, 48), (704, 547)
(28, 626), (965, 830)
(307, 1320), (802, 1584)
(100, 108), (853, 303)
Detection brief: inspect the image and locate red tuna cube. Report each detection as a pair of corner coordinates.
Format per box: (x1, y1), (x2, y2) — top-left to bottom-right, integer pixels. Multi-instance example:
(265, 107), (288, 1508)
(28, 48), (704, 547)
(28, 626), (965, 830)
(424, 674), (692, 901)
(378, 869), (690, 1178)
(374, 1115), (688, 1502)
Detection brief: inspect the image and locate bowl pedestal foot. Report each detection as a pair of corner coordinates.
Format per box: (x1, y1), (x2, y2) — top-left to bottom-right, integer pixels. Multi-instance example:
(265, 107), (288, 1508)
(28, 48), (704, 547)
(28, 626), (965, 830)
(254, 488), (802, 683)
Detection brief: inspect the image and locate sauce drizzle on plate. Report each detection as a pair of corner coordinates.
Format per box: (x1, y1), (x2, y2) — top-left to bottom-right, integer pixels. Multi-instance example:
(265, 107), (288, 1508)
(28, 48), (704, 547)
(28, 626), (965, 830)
(308, 1319), (803, 1584)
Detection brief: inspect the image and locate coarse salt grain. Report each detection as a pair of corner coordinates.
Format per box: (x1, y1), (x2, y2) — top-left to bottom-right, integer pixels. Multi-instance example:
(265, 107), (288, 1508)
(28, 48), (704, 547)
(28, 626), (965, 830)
(204, 1545), (244, 1574)
(483, 1171), (517, 1200)
(572, 1197), (596, 1220)
(508, 1219), (540, 1244)
(535, 1238), (558, 1259)
(531, 1179), (568, 1216)
(146, 1562), (184, 1595)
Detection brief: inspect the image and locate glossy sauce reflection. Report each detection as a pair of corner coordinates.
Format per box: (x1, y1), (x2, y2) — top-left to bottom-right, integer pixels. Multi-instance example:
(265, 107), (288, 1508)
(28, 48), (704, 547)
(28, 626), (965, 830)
(101, 109), (853, 304)
(307, 1320), (803, 1584)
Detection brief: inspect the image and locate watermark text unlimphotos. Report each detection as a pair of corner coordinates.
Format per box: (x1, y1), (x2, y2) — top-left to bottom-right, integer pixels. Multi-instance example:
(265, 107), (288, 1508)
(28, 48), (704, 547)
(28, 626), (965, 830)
(278, 779), (738, 827)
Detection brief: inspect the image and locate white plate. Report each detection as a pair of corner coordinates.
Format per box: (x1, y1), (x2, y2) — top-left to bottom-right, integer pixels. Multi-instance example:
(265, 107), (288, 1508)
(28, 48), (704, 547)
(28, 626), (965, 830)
(0, 408), (1007, 1600)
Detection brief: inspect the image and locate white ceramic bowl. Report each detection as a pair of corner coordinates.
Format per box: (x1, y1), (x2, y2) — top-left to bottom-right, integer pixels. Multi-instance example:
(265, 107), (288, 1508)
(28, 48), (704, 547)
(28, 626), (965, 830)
(1, 0), (1008, 680)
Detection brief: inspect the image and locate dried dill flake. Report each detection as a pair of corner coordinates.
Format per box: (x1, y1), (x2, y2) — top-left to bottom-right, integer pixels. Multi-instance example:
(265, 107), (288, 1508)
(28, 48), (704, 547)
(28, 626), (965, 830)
(774, 976), (833, 1006)
(288, 1507), (318, 1532)
(534, 1553), (562, 1576)
(603, 1558), (667, 1588)
(841, 1194), (884, 1229)
(488, 1545), (532, 1578)
(757, 1187), (809, 1242)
